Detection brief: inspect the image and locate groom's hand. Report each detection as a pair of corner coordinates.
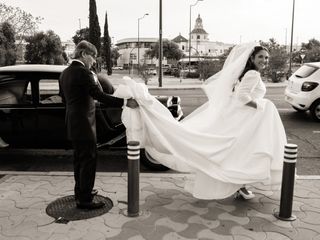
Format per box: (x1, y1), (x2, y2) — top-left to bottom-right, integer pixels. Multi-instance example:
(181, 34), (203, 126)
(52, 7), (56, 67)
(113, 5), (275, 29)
(126, 98), (139, 109)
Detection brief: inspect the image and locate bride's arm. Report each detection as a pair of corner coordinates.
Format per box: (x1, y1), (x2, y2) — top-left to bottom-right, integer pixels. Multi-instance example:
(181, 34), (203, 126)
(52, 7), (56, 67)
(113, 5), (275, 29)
(236, 70), (260, 109)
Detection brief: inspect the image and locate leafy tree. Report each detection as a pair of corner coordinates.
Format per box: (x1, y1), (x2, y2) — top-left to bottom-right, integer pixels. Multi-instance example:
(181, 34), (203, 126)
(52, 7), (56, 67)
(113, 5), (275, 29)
(145, 40), (184, 61)
(102, 11), (112, 75)
(89, 0), (101, 55)
(301, 38), (320, 50)
(25, 30), (66, 65)
(0, 22), (16, 66)
(301, 38), (320, 63)
(260, 38), (288, 82)
(0, 3), (42, 40)
(72, 27), (89, 45)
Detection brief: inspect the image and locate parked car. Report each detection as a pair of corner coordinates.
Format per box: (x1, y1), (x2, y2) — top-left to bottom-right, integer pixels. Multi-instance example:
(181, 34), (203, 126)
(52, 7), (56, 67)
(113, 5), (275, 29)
(0, 64), (183, 170)
(285, 62), (320, 121)
(112, 66), (123, 70)
(163, 68), (172, 75)
(146, 68), (157, 75)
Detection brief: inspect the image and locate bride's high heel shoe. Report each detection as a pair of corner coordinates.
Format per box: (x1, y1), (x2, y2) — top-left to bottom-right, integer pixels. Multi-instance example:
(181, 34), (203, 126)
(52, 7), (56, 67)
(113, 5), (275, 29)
(235, 187), (255, 200)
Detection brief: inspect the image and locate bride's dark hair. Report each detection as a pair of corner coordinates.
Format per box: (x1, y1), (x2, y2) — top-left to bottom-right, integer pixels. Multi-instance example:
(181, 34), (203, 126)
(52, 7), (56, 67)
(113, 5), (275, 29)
(238, 46), (269, 81)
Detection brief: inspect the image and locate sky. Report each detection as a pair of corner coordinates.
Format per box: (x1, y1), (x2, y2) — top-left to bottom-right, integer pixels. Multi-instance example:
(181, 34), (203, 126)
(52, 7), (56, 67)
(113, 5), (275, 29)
(2, 0), (320, 46)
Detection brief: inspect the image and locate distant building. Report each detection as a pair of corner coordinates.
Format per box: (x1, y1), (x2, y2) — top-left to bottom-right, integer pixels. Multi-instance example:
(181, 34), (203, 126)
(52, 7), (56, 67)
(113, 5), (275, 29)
(61, 40), (75, 61)
(115, 15), (233, 68)
(173, 14), (234, 58)
(115, 38), (168, 68)
(172, 34), (188, 53)
(15, 38), (28, 64)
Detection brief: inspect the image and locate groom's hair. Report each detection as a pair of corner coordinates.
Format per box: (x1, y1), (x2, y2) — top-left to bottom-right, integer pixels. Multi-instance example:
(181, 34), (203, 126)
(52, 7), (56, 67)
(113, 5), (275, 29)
(238, 46), (269, 81)
(73, 40), (97, 59)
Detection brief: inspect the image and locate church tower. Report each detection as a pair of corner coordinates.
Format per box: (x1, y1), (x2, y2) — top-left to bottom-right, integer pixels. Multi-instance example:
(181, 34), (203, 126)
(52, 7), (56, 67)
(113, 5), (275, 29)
(190, 14), (209, 55)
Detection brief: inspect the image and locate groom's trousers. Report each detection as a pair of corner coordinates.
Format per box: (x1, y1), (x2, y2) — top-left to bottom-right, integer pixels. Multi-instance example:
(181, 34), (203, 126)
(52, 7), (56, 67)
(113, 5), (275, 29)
(72, 140), (97, 203)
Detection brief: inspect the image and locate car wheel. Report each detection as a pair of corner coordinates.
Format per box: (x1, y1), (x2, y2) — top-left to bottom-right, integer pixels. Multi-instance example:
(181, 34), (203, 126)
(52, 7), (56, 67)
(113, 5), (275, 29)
(140, 149), (169, 171)
(292, 106), (307, 113)
(310, 99), (320, 122)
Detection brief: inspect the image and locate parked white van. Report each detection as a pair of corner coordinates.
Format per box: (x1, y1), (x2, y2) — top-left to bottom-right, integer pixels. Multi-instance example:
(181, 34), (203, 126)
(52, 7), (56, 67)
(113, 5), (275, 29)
(285, 62), (320, 121)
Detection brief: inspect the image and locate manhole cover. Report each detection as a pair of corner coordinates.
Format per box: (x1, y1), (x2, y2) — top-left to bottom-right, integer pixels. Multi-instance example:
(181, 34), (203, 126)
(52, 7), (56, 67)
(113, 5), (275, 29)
(46, 195), (113, 221)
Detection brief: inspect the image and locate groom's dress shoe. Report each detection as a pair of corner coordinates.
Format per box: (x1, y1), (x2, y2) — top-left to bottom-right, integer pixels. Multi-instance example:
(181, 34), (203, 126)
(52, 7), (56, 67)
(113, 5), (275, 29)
(91, 189), (98, 196)
(76, 201), (105, 210)
(74, 189), (99, 202)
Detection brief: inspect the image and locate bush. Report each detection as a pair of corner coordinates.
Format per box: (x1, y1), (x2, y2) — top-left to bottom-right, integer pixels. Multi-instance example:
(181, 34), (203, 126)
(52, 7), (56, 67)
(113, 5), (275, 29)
(198, 60), (223, 80)
(186, 72), (200, 78)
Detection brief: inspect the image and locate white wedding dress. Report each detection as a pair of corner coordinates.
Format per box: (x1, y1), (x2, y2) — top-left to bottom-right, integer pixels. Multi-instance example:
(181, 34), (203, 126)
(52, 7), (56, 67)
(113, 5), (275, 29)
(114, 42), (287, 199)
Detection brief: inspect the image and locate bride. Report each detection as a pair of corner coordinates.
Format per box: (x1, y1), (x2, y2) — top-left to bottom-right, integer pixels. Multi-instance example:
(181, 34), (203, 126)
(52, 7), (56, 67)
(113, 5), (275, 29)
(114, 42), (287, 200)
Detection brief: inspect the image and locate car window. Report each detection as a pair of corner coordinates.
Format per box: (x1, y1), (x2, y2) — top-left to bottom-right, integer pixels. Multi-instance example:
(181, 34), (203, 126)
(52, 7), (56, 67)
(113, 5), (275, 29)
(39, 79), (62, 104)
(294, 65), (319, 78)
(0, 74), (29, 106)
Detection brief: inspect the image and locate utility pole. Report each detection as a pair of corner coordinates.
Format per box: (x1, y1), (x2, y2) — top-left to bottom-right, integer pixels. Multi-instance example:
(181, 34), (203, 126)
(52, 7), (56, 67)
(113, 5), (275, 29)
(288, 0), (295, 76)
(159, 0), (163, 87)
(137, 13), (148, 75)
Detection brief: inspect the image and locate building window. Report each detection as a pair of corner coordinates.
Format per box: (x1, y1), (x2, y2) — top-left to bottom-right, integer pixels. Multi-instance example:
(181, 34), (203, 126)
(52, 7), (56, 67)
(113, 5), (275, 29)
(197, 35), (200, 40)
(182, 46), (185, 50)
(208, 49), (211, 53)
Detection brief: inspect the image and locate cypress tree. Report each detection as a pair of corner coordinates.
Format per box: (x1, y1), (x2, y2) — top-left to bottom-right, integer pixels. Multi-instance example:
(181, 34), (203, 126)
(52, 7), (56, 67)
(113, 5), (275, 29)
(103, 11), (112, 75)
(89, 0), (101, 55)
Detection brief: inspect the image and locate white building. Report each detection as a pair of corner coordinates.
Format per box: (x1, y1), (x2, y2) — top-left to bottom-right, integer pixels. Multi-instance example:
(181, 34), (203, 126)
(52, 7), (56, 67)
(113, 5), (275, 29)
(61, 40), (76, 61)
(116, 38), (168, 68)
(116, 14), (233, 68)
(174, 14), (234, 58)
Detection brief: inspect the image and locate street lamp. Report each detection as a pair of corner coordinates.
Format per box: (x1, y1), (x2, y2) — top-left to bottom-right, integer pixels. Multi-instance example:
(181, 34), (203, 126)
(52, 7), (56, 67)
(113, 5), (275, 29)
(138, 13), (149, 74)
(189, 0), (203, 73)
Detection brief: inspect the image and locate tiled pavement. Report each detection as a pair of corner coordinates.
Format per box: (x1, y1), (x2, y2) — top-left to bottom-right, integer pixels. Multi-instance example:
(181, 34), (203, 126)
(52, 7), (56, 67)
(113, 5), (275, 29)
(0, 172), (320, 240)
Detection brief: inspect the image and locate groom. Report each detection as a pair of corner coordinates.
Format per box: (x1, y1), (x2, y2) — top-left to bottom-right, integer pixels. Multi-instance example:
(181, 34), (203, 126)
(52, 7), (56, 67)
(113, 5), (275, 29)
(60, 40), (138, 210)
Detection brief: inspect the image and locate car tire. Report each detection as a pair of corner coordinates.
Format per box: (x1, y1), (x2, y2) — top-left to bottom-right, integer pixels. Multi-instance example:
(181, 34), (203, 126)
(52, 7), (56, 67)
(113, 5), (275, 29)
(140, 149), (169, 171)
(292, 106), (307, 113)
(310, 99), (320, 122)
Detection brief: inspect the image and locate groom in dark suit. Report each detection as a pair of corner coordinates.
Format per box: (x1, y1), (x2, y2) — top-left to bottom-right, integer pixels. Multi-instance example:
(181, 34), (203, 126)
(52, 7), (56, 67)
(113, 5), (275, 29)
(59, 40), (138, 210)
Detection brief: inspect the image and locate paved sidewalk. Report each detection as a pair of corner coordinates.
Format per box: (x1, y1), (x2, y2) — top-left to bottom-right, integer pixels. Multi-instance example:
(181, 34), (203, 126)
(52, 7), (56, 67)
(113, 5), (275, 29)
(0, 172), (319, 240)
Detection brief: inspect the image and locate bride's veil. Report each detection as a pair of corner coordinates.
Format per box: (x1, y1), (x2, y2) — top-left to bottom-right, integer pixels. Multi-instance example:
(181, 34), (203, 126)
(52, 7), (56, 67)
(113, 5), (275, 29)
(203, 42), (259, 108)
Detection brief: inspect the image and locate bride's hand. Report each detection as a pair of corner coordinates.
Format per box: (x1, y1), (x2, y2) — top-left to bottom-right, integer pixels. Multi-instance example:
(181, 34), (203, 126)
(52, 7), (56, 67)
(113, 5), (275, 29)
(127, 98), (139, 109)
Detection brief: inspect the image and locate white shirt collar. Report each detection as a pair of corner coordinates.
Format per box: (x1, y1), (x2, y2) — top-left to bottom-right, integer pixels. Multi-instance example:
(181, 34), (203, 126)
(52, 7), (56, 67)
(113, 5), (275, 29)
(72, 59), (85, 66)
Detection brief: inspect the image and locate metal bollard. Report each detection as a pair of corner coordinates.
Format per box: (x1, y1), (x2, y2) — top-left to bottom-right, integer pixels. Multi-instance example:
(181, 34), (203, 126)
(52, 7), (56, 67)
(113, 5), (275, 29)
(127, 141), (140, 217)
(274, 143), (298, 221)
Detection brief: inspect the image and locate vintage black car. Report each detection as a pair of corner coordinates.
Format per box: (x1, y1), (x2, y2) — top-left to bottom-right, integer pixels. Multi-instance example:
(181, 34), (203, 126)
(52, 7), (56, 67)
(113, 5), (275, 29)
(0, 64), (183, 170)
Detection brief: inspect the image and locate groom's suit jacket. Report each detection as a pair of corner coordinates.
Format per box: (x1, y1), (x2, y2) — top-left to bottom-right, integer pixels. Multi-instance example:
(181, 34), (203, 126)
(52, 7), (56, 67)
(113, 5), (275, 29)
(59, 61), (124, 142)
